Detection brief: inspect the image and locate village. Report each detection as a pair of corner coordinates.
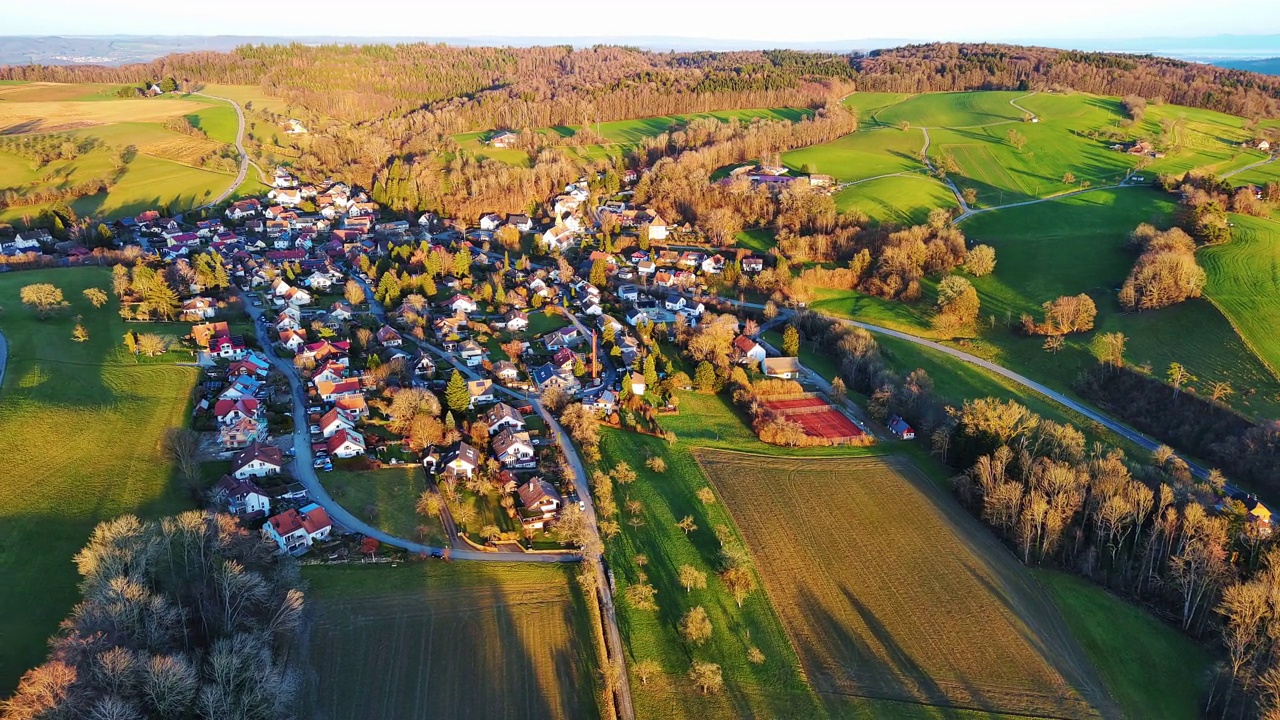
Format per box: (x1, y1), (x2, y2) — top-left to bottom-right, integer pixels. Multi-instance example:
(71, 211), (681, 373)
(3, 156), (893, 560)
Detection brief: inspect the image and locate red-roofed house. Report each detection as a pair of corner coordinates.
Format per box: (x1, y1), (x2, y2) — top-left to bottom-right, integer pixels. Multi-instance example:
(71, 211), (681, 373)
(264, 503), (332, 553)
(326, 429), (366, 458)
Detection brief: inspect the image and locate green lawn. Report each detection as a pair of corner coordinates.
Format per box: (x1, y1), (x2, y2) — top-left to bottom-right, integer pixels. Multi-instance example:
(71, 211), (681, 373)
(318, 466), (447, 547)
(0, 267), (199, 693)
(834, 174), (958, 225)
(1034, 571), (1211, 720)
(1201, 214), (1280, 377)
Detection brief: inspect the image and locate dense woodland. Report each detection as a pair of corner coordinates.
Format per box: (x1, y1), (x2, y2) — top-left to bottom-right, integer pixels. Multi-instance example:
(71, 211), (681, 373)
(1, 512), (307, 720)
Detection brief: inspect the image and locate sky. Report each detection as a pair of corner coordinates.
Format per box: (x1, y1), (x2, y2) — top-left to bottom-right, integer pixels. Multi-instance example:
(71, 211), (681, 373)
(4, 0), (1279, 42)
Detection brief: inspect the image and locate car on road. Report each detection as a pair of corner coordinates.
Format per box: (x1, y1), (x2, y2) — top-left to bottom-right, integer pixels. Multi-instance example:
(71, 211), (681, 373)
(307, 406), (321, 414)
(251, 298), (261, 306)
(430, 549), (443, 558)
(283, 447), (296, 457)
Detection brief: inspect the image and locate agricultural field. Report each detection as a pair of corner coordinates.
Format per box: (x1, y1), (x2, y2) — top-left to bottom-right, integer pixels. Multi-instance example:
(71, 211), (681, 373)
(960, 188), (1280, 419)
(452, 107), (812, 167)
(693, 450), (1114, 719)
(305, 562), (602, 720)
(1200, 214), (1280, 376)
(0, 81), (244, 224)
(0, 267), (199, 694)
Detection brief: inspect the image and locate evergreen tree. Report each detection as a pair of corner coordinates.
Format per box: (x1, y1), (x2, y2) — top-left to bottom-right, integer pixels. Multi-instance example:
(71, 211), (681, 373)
(94, 223), (113, 249)
(445, 369), (471, 413)
(643, 354), (658, 390)
(694, 361), (717, 392)
(590, 259), (608, 286)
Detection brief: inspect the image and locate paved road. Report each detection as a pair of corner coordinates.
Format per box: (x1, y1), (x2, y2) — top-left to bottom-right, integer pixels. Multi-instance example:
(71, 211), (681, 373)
(0, 330), (7, 395)
(1222, 150), (1278, 180)
(237, 289), (576, 562)
(193, 92), (249, 209)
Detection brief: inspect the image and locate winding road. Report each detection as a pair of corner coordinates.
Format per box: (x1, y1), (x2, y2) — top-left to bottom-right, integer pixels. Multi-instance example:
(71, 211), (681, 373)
(706, 295), (1220, 484)
(193, 91), (249, 209)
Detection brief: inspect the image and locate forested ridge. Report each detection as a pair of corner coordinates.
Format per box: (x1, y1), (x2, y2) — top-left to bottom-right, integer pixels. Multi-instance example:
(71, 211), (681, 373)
(5, 41), (1278, 207)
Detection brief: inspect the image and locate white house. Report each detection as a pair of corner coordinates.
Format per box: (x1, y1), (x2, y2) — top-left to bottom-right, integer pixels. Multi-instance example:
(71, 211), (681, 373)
(213, 475), (271, 516)
(319, 408), (356, 438)
(518, 478), (563, 530)
(492, 429), (536, 467)
(733, 335), (767, 368)
(445, 442), (480, 477)
(479, 213), (503, 231)
(630, 372), (647, 397)
(231, 442), (283, 480)
(484, 403), (526, 434)
(264, 503), (332, 553)
(325, 428), (366, 458)
(459, 340), (485, 367)
(445, 294), (478, 314)
(304, 271), (334, 291)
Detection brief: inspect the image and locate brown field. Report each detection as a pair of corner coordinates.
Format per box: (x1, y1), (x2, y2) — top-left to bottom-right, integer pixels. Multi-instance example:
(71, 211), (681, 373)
(693, 449), (1116, 719)
(306, 562), (602, 720)
(0, 98), (207, 134)
(0, 82), (108, 102)
(138, 135), (224, 165)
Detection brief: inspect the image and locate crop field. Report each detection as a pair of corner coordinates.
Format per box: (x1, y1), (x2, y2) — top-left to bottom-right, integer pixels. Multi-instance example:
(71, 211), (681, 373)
(0, 267), (198, 694)
(834, 174), (958, 225)
(782, 127), (926, 182)
(305, 562), (602, 720)
(693, 450), (1114, 719)
(136, 134), (227, 165)
(0, 96), (208, 134)
(0, 81), (113, 102)
(1200, 214), (1280, 376)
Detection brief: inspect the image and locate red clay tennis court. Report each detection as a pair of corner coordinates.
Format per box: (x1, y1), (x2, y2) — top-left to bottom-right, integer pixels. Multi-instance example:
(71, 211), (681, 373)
(761, 395), (865, 440)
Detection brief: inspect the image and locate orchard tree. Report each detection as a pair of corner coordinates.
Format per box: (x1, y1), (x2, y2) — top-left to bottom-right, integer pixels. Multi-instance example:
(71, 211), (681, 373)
(679, 606), (713, 646)
(83, 287), (109, 308)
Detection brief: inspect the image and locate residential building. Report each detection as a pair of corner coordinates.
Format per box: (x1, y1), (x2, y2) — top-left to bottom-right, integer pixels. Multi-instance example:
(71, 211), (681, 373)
(231, 441), (283, 479)
(762, 356), (802, 380)
(264, 503), (333, 553)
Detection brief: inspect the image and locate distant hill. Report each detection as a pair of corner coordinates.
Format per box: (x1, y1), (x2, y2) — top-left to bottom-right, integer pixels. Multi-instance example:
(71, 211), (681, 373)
(1216, 57), (1280, 76)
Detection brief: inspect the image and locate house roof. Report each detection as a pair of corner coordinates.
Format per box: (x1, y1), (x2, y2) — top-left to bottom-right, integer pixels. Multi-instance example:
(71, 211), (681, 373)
(762, 357), (802, 375)
(214, 397), (260, 419)
(449, 442), (480, 468)
(335, 394), (368, 414)
(269, 503), (332, 537)
(214, 474), (266, 501)
(733, 335), (760, 353)
(326, 428), (365, 452)
(492, 429), (533, 458)
(485, 402), (524, 427)
(518, 478), (562, 509)
(231, 441), (282, 472)
(888, 416), (914, 435)
(319, 408), (350, 431)
(468, 378), (494, 397)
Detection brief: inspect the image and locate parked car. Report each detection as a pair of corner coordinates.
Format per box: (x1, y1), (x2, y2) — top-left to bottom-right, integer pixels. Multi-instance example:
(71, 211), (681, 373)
(309, 424), (321, 434)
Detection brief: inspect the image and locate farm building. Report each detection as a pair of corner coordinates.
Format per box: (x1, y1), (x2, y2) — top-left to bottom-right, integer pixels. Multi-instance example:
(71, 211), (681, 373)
(763, 357), (802, 380)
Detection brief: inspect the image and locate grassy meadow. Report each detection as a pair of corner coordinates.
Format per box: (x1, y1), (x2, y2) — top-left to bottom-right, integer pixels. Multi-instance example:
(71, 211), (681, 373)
(0, 266), (198, 693)
(1200, 214), (1280, 377)
(1035, 571), (1211, 720)
(0, 80), (246, 224)
(320, 466), (447, 547)
(834, 174), (958, 225)
(304, 562), (603, 720)
(694, 450), (1114, 719)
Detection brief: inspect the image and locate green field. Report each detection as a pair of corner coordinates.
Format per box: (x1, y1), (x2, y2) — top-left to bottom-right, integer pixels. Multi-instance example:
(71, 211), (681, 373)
(305, 562), (602, 720)
(0, 267), (198, 693)
(873, 91), (1029, 128)
(961, 188), (1280, 418)
(321, 466), (447, 546)
(834, 174), (958, 225)
(694, 450), (1115, 718)
(0, 81), (242, 224)
(1201, 214), (1280, 377)
(783, 127), (926, 182)
(1035, 571), (1211, 720)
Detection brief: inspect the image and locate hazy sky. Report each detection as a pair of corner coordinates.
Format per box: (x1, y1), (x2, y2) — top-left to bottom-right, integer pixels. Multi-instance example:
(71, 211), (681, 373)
(5, 0), (1279, 41)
